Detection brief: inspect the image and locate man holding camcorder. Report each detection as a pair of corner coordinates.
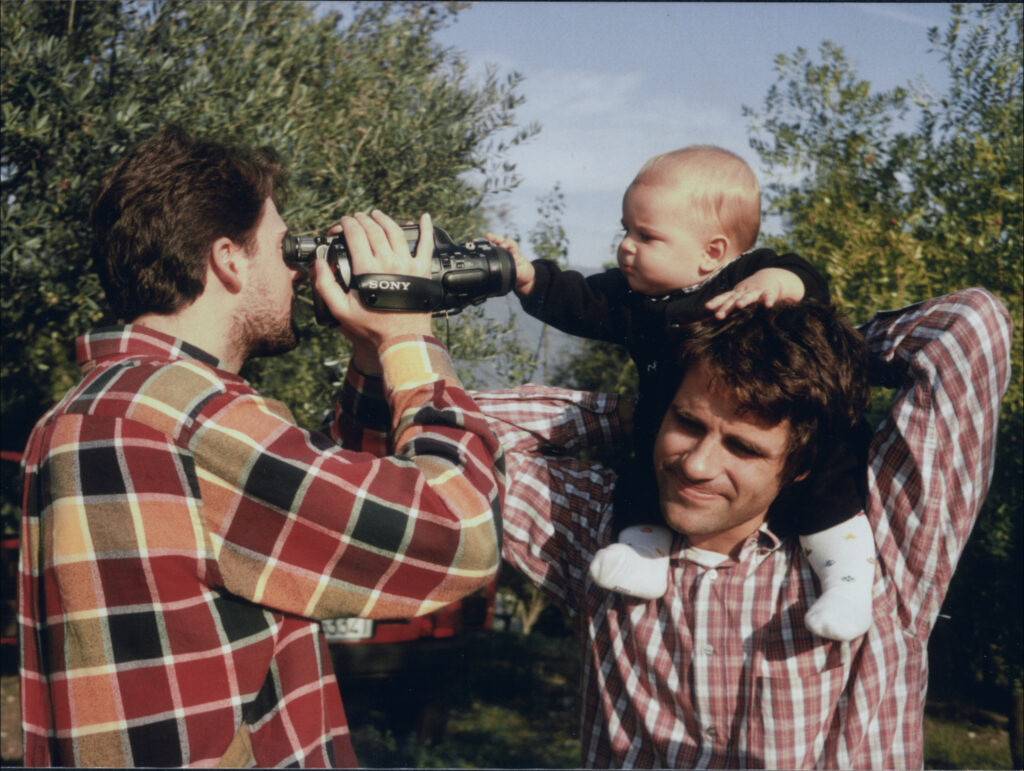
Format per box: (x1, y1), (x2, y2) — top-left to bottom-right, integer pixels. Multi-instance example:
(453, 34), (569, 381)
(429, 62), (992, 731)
(17, 125), (505, 767)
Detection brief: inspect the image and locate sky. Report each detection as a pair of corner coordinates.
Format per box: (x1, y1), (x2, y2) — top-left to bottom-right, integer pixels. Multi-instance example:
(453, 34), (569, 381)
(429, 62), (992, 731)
(421, 2), (954, 269)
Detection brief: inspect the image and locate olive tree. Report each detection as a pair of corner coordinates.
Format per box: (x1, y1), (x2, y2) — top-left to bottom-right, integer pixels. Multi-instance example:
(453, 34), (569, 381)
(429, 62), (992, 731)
(2, 0), (539, 500)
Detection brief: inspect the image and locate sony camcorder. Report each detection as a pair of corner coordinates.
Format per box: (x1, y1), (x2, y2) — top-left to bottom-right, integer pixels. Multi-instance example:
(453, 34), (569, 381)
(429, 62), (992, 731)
(282, 224), (515, 323)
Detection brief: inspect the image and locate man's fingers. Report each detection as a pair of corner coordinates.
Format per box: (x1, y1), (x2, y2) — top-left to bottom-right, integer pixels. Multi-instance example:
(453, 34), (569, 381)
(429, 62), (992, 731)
(414, 213), (434, 263)
(312, 253), (350, 314)
(356, 211), (391, 261)
(339, 215), (372, 275)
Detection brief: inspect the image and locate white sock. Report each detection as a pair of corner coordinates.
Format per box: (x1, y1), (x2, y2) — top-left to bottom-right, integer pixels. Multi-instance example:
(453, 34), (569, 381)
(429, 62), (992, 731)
(589, 525), (673, 599)
(801, 513), (876, 641)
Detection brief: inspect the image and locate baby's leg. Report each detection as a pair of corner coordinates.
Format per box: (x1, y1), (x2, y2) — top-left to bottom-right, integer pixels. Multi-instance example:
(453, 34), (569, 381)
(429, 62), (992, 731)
(800, 421), (875, 640)
(588, 454), (673, 599)
(589, 524), (674, 599)
(801, 513), (876, 640)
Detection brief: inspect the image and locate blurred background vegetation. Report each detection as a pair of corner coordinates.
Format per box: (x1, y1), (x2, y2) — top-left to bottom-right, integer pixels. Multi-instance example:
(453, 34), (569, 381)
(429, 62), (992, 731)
(2, 1), (1020, 767)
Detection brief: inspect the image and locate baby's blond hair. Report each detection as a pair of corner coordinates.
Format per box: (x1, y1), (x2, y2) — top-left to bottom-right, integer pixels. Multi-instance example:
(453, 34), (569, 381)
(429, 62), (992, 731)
(634, 146), (761, 253)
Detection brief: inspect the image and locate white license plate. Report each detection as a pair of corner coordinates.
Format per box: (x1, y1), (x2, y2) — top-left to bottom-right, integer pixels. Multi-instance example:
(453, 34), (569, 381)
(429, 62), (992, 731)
(322, 617), (374, 641)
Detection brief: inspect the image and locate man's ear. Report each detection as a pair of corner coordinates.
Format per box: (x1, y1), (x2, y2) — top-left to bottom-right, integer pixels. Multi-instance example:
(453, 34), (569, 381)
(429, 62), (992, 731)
(208, 236), (246, 294)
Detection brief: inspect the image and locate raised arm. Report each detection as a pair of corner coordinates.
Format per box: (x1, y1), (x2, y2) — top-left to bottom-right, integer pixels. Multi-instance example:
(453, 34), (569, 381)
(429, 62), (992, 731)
(471, 385), (631, 456)
(194, 211), (504, 620)
(520, 262), (633, 344)
(861, 288), (1011, 636)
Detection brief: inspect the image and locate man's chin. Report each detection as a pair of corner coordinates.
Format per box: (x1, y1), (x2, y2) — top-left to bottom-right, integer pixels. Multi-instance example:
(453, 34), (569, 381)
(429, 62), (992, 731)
(660, 497), (723, 539)
(249, 323), (299, 359)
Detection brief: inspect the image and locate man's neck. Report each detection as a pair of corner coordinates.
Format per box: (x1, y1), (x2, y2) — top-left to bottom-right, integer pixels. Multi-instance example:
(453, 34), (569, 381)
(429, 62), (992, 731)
(134, 305), (244, 373)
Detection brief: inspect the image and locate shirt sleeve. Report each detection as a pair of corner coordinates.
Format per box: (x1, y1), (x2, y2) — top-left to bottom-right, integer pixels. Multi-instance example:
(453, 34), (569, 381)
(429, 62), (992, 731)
(722, 248), (831, 304)
(327, 378), (624, 618)
(860, 288), (1011, 637)
(189, 335), (504, 621)
(470, 384), (629, 455)
(470, 386), (625, 618)
(520, 261), (632, 344)
(323, 362), (390, 456)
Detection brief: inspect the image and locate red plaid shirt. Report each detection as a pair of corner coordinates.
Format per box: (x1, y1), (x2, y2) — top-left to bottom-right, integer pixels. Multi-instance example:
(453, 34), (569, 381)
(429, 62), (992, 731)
(18, 326), (503, 767)
(475, 289), (1011, 768)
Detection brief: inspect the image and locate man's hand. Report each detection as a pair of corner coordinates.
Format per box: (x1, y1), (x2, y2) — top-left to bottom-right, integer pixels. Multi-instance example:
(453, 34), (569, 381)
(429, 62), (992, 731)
(485, 232), (536, 296)
(313, 210), (434, 365)
(705, 268), (806, 319)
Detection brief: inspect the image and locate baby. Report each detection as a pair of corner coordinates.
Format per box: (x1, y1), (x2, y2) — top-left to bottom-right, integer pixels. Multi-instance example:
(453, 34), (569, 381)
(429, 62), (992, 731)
(487, 145), (874, 641)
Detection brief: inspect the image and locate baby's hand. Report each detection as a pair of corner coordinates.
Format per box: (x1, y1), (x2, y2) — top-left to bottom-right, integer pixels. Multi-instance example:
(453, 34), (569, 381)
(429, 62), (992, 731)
(486, 232), (536, 296)
(705, 268), (805, 319)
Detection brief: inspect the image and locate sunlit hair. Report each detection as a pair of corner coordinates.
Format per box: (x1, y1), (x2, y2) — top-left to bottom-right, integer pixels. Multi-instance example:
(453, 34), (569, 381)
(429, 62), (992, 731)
(91, 125), (287, 321)
(634, 145), (761, 253)
(664, 301), (870, 489)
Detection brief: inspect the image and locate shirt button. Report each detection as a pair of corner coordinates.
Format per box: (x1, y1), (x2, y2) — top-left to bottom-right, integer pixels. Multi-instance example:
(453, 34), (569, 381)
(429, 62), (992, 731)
(703, 644), (714, 655)
(705, 726), (718, 739)
(707, 569), (718, 581)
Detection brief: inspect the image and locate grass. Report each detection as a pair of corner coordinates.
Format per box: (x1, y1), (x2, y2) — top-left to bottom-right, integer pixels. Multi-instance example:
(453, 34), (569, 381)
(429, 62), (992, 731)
(1, 633), (1015, 768)
(345, 631), (582, 768)
(924, 705), (1014, 770)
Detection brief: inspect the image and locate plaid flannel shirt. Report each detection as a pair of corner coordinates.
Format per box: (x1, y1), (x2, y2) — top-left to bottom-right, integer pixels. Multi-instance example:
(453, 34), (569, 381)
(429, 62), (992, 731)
(473, 288), (1010, 768)
(18, 325), (503, 767)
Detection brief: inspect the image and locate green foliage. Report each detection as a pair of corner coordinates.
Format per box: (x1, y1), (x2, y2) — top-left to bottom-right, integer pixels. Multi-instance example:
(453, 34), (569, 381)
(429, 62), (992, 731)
(552, 333), (636, 396)
(745, 2), (1022, 705)
(525, 184), (571, 384)
(923, 710), (1014, 770)
(1, 0), (539, 437)
(1, 0), (543, 538)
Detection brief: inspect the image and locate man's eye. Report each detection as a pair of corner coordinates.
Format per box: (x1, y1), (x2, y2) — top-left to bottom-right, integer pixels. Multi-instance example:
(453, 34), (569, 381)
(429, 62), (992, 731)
(675, 415), (702, 433)
(728, 440), (762, 458)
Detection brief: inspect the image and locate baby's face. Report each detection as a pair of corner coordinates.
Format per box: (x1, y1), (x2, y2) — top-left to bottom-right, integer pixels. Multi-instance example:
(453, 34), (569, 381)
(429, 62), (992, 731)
(617, 180), (714, 296)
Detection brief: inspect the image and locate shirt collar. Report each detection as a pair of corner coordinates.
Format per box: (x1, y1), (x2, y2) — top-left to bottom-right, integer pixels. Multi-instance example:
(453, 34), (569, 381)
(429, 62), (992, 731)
(76, 324), (227, 374)
(670, 523), (787, 566)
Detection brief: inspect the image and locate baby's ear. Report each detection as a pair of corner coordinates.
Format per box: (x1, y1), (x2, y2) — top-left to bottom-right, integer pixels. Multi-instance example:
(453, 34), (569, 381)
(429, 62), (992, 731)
(703, 235), (730, 267)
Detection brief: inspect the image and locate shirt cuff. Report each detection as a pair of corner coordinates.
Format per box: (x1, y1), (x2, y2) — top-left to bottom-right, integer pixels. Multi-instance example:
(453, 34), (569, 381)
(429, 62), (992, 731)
(379, 335), (459, 396)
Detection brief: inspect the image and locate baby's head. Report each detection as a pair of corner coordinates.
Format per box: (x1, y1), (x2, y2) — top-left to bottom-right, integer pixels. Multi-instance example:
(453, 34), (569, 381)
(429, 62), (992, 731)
(617, 145), (761, 295)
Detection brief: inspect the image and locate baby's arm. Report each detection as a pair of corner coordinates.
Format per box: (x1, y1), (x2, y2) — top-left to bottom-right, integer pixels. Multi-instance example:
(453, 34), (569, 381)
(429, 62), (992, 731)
(705, 267), (806, 319)
(485, 233), (536, 296)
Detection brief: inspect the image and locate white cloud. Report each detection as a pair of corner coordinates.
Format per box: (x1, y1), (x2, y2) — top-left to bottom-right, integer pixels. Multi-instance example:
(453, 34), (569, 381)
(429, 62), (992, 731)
(509, 66), (748, 199)
(851, 3), (945, 30)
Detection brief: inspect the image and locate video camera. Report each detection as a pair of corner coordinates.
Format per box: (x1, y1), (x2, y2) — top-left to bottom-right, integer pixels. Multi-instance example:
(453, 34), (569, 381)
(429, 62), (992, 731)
(282, 224), (515, 324)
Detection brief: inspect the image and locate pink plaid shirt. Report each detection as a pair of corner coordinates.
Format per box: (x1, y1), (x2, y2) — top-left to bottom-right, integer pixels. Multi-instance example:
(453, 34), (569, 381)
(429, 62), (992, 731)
(475, 289), (1010, 768)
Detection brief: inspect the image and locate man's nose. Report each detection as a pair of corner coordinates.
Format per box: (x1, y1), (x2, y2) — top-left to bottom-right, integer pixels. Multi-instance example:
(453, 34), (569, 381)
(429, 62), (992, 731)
(681, 437), (720, 480)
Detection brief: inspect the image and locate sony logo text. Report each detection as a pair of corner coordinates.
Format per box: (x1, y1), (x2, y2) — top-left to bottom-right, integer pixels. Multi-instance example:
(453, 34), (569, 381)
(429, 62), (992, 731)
(366, 279), (412, 291)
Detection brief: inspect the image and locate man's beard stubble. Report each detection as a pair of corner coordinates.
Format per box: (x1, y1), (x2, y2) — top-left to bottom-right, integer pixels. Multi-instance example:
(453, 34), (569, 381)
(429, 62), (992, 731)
(233, 295), (300, 361)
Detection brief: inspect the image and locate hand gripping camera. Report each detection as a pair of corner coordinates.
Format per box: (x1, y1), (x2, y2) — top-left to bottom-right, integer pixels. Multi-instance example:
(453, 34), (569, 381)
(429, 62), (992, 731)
(282, 224), (515, 324)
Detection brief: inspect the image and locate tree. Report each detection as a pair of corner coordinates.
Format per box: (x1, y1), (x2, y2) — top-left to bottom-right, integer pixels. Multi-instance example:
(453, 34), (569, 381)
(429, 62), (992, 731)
(744, 1), (1022, 745)
(1, 0), (539, 528)
(524, 183), (569, 383)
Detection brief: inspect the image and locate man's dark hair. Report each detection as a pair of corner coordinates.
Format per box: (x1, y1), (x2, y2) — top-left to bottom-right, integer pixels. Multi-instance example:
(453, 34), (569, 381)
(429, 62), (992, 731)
(90, 125), (287, 321)
(666, 301), (871, 489)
